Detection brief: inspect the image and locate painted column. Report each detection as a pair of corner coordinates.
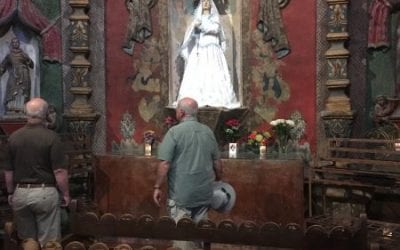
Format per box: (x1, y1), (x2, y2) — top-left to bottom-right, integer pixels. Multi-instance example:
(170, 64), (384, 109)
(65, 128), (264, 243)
(321, 0), (354, 138)
(64, 0), (99, 204)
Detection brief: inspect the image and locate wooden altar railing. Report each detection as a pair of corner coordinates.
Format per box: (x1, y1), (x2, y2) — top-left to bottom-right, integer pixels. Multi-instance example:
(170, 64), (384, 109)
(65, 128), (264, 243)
(54, 212), (367, 249)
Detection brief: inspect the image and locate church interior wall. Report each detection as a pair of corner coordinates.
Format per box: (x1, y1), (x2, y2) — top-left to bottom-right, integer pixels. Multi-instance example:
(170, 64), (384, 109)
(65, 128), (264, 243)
(104, 0), (317, 154)
(3, 0), (400, 236)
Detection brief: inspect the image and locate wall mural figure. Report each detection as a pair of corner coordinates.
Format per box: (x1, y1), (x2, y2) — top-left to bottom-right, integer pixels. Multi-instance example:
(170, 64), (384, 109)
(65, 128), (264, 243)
(111, 111), (140, 155)
(0, 38), (34, 114)
(174, 0), (240, 109)
(131, 37), (161, 93)
(251, 30), (289, 123)
(368, 0), (400, 96)
(129, 37), (161, 123)
(257, 0), (291, 59)
(123, 0), (158, 55)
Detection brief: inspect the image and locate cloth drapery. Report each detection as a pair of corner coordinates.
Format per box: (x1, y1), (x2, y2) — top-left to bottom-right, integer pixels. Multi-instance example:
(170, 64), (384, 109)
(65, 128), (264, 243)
(0, 0), (61, 62)
(257, 0), (290, 59)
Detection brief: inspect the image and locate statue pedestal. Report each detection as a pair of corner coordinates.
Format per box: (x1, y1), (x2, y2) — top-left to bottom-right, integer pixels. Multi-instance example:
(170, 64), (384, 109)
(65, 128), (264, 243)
(0, 117), (26, 135)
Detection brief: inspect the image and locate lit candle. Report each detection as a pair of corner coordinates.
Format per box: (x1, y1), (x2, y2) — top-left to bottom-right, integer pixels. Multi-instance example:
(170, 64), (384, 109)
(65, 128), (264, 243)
(259, 145), (266, 159)
(229, 143), (237, 158)
(395, 140), (400, 151)
(144, 143), (152, 156)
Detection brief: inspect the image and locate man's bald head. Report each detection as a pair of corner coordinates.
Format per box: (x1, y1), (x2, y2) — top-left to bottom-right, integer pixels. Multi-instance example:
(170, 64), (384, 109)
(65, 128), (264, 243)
(177, 97), (198, 117)
(25, 98), (49, 121)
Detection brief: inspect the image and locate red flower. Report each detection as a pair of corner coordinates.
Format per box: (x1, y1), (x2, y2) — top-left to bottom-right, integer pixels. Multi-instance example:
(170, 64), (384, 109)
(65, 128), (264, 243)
(164, 116), (178, 128)
(222, 118), (243, 143)
(225, 119), (240, 127)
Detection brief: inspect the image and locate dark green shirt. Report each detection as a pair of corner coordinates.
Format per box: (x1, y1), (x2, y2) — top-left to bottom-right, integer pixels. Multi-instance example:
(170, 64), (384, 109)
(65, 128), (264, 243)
(4, 123), (66, 184)
(158, 117), (220, 208)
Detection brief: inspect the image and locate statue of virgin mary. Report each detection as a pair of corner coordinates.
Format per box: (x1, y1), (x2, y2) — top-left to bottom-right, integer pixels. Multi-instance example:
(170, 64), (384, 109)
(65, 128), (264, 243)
(175, 0), (240, 109)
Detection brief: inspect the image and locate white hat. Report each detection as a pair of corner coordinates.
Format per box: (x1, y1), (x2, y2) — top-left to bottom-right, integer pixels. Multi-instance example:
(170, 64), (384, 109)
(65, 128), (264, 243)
(210, 181), (236, 213)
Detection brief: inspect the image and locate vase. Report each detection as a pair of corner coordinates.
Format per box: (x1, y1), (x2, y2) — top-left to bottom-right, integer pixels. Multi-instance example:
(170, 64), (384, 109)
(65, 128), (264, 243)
(277, 134), (289, 156)
(228, 143), (238, 158)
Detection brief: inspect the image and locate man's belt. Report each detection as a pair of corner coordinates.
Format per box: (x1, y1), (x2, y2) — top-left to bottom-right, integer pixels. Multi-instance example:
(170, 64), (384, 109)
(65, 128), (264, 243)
(16, 183), (55, 188)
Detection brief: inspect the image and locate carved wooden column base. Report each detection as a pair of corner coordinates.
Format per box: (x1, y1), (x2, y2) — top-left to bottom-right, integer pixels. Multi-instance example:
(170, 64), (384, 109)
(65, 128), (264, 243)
(321, 113), (354, 138)
(63, 113), (99, 207)
(63, 114), (99, 139)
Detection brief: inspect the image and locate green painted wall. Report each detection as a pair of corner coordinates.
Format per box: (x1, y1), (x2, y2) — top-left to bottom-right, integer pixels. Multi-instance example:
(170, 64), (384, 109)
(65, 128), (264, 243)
(32, 0), (64, 114)
(366, 13), (398, 129)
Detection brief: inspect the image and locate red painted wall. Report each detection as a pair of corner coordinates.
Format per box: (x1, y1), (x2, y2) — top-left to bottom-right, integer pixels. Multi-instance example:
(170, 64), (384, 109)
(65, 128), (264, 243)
(105, 0), (316, 152)
(275, 0), (316, 149)
(105, 0), (162, 150)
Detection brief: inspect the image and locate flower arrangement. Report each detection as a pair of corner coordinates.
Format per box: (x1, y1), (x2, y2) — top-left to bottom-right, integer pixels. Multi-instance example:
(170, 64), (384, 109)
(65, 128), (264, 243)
(222, 118), (243, 143)
(143, 130), (157, 145)
(270, 119), (295, 153)
(246, 130), (271, 152)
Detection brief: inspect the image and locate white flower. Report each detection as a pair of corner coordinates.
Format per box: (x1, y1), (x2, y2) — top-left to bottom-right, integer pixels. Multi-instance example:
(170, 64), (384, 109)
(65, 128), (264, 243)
(286, 120), (295, 127)
(271, 118), (295, 128)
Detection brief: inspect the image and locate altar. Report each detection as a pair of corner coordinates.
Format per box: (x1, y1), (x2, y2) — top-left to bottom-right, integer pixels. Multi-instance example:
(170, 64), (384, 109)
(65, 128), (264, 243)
(94, 155), (305, 226)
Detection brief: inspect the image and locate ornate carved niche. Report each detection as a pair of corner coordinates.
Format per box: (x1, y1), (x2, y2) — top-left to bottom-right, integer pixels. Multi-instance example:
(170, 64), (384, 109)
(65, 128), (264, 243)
(0, 0), (61, 117)
(167, 0), (244, 108)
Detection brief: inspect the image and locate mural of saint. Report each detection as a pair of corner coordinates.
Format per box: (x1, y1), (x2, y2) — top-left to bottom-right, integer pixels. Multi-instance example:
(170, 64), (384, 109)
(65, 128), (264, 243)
(175, 0), (240, 109)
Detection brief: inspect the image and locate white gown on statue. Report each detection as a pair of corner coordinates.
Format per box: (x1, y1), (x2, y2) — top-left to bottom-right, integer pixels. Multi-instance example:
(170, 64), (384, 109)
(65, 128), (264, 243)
(175, 1), (240, 109)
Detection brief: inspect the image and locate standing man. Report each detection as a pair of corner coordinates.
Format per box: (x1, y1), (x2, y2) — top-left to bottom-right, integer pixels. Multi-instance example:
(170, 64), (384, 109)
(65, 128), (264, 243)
(153, 97), (222, 249)
(3, 98), (70, 248)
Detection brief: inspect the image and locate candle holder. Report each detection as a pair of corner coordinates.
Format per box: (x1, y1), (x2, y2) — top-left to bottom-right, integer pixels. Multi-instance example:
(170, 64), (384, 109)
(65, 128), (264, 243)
(228, 143), (238, 158)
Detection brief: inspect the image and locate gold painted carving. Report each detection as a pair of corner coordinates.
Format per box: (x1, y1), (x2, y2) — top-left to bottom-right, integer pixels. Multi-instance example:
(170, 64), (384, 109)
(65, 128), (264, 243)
(66, 0), (95, 116)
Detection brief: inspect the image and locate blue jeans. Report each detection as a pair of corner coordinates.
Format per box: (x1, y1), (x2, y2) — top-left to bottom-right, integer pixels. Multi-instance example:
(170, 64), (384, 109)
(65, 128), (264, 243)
(168, 199), (209, 249)
(12, 186), (61, 247)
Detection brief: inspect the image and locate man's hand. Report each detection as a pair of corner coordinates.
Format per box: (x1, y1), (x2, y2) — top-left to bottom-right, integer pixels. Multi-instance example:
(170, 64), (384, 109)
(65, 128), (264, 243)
(153, 188), (162, 207)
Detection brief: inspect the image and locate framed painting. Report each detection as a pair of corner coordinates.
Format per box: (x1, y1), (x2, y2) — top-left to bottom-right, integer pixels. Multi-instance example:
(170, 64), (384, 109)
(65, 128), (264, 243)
(168, 0), (243, 108)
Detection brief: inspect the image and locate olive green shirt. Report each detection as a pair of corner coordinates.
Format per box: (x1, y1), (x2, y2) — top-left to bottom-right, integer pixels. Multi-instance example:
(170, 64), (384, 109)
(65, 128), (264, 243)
(157, 117), (220, 208)
(4, 123), (66, 184)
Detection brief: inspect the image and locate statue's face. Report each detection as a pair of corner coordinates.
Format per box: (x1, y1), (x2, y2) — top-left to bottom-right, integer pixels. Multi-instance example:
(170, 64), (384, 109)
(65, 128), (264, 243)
(11, 39), (20, 49)
(202, 0), (211, 11)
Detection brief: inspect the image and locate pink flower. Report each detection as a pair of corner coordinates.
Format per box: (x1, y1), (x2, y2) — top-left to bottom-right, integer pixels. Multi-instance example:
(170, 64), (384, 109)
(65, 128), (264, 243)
(222, 118), (243, 143)
(225, 119), (240, 127)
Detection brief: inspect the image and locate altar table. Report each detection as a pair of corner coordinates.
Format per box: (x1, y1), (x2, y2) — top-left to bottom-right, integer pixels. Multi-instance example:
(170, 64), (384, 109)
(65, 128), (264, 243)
(94, 154), (304, 225)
